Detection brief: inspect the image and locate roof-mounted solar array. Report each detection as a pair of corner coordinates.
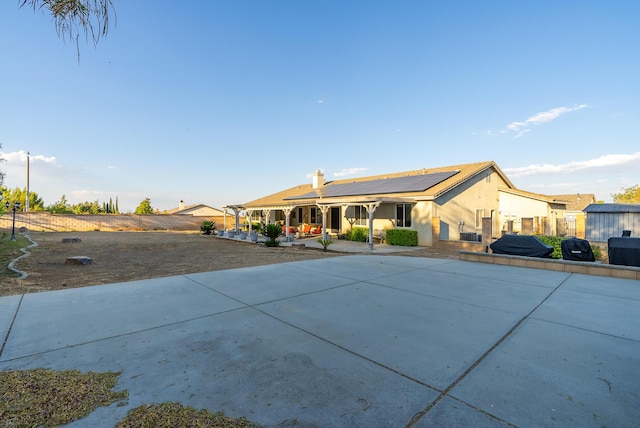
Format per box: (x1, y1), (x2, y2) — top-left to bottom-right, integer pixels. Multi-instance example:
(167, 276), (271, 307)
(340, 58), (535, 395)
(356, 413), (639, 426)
(285, 170), (459, 200)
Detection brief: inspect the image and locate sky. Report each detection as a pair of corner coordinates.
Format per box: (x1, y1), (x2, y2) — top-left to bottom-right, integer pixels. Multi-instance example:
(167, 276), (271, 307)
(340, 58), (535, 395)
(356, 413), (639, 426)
(1, 1), (639, 212)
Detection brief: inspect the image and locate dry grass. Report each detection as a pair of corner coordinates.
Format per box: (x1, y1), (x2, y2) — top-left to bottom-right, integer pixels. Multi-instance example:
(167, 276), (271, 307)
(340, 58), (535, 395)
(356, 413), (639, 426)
(116, 402), (259, 428)
(0, 369), (128, 427)
(1, 231), (341, 297)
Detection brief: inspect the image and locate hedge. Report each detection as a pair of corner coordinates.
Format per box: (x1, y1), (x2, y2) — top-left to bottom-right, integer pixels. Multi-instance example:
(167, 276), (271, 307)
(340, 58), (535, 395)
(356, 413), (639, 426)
(386, 229), (418, 246)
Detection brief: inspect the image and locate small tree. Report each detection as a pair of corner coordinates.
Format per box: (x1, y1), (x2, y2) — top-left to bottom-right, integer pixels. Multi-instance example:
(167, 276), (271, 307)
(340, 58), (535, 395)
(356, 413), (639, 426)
(1, 187), (45, 211)
(612, 185), (640, 203)
(47, 195), (73, 214)
(74, 200), (102, 214)
(262, 223), (283, 247)
(200, 221), (216, 235)
(134, 198), (154, 214)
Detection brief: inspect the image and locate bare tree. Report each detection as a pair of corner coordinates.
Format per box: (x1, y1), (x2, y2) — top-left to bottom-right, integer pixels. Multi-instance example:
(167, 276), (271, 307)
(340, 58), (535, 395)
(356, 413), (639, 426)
(20, 1), (116, 56)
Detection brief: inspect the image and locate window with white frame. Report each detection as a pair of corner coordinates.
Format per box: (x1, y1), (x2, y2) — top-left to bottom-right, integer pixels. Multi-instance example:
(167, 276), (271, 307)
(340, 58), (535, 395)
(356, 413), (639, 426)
(396, 203), (413, 227)
(354, 206), (368, 226)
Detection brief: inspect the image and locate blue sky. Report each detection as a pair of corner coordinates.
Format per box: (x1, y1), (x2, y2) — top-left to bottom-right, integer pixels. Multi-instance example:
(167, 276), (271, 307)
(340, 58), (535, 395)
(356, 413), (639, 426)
(1, 1), (639, 212)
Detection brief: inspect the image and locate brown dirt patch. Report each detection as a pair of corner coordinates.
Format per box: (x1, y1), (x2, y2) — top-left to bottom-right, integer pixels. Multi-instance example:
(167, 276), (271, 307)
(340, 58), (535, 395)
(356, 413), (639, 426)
(2, 231), (460, 297)
(1, 232), (343, 297)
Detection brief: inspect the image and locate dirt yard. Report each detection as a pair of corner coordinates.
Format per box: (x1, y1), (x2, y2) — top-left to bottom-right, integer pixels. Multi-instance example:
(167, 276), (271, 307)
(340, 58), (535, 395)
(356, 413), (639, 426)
(1, 231), (458, 297)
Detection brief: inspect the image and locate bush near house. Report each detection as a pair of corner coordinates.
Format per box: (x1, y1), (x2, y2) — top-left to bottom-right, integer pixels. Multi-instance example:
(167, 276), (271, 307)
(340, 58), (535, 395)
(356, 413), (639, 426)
(262, 223), (283, 247)
(386, 229), (418, 246)
(346, 227), (369, 242)
(244, 222), (262, 232)
(536, 235), (602, 260)
(199, 220), (216, 235)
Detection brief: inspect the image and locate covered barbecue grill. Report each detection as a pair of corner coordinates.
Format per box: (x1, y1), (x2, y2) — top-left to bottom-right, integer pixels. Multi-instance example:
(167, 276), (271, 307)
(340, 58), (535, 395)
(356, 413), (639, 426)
(608, 237), (640, 267)
(490, 234), (554, 258)
(560, 237), (595, 262)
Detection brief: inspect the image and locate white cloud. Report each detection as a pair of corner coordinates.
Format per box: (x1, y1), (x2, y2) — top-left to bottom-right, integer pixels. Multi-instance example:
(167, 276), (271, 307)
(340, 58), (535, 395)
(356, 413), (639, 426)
(503, 104), (588, 137)
(503, 152), (640, 177)
(0, 150), (56, 165)
(333, 168), (368, 177)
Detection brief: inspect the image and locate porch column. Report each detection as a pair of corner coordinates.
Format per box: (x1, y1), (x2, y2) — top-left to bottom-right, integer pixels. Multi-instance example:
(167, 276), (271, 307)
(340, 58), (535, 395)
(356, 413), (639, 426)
(283, 207), (293, 240)
(246, 210), (253, 233)
(223, 208), (227, 232)
(230, 207), (241, 232)
(318, 205), (330, 240)
(262, 210), (272, 228)
(365, 202), (381, 250)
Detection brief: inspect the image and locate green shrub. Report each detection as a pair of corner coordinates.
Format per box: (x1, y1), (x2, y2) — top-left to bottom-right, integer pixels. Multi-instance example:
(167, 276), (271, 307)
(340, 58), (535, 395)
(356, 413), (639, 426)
(386, 229), (418, 246)
(536, 235), (602, 261)
(244, 222), (262, 233)
(346, 227), (368, 242)
(317, 238), (333, 251)
(199, 221), (216, 235)
(536, 235), (563, 259)
(262, 223), (282, 247)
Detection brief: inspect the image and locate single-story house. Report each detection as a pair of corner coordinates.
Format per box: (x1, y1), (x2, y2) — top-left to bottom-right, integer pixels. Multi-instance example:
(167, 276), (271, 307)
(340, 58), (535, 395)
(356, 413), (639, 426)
(549, 193), (597, 238)
(584, 203), (640, 241)
(233, 160), (569, 248)
(498, 188), (568, 236)
(166, 201), (226, 217)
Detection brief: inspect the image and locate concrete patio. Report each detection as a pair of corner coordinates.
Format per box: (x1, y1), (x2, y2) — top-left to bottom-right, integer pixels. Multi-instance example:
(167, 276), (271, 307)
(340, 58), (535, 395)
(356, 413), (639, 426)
(1, 255), (638, 427)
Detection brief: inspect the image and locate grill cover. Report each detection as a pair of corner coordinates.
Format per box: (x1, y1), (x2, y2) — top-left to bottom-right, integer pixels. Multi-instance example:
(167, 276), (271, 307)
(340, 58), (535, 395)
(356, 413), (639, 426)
(490, 235), (554, 258)
(608, 237), (640, 267)
(561, 237), (595, 262)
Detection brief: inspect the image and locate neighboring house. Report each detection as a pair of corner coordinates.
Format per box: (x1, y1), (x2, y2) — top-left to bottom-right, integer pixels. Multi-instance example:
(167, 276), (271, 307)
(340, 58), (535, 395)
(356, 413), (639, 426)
(584, 203), (640, 241)
(549, 193), (597, 238)
(498, 188), (567, 236)
(238, 160), (568, 247)
(166, 201), (226, 217)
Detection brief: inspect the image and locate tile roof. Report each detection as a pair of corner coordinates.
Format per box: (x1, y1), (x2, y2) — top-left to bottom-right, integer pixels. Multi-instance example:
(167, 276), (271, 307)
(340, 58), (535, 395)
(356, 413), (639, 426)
(548, 193), (597, 211)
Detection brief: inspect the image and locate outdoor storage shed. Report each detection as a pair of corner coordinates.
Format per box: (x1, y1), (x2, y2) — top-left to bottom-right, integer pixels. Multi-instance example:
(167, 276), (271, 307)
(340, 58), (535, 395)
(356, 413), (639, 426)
(584, 203), (640, 242)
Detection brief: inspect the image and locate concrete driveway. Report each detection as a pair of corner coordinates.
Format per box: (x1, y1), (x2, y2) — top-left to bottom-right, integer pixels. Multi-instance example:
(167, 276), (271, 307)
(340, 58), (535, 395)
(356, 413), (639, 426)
(1, 255), (639, 427)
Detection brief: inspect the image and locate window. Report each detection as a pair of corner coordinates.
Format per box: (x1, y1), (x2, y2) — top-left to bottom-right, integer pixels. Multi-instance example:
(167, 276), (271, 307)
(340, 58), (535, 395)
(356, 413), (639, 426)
(310, 207), (318, 224)
(475, 209), (485, 228)
(396, 203), (412, 227)
(354, 206), (368, 226)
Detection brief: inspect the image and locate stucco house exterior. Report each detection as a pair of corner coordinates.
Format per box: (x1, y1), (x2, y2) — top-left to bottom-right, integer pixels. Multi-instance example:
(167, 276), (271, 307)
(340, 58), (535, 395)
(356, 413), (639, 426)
(498, 188), (568, 236)
(165, 201), (225, 217)
(549, 193), (597, 238)
(236, 160), (568, 247)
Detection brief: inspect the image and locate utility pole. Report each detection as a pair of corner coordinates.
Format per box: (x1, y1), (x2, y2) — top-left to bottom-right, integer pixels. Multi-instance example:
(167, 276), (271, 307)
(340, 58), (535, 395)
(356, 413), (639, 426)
(25, 152), (30, 212)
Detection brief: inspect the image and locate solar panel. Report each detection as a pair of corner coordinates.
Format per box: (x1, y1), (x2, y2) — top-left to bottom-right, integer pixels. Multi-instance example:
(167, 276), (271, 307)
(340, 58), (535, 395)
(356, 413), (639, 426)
(286, 170), (459, 200)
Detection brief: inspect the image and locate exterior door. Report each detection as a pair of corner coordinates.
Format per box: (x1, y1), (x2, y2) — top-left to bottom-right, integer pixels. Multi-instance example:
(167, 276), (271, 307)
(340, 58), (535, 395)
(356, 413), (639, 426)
(330, 207), (341, 232)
